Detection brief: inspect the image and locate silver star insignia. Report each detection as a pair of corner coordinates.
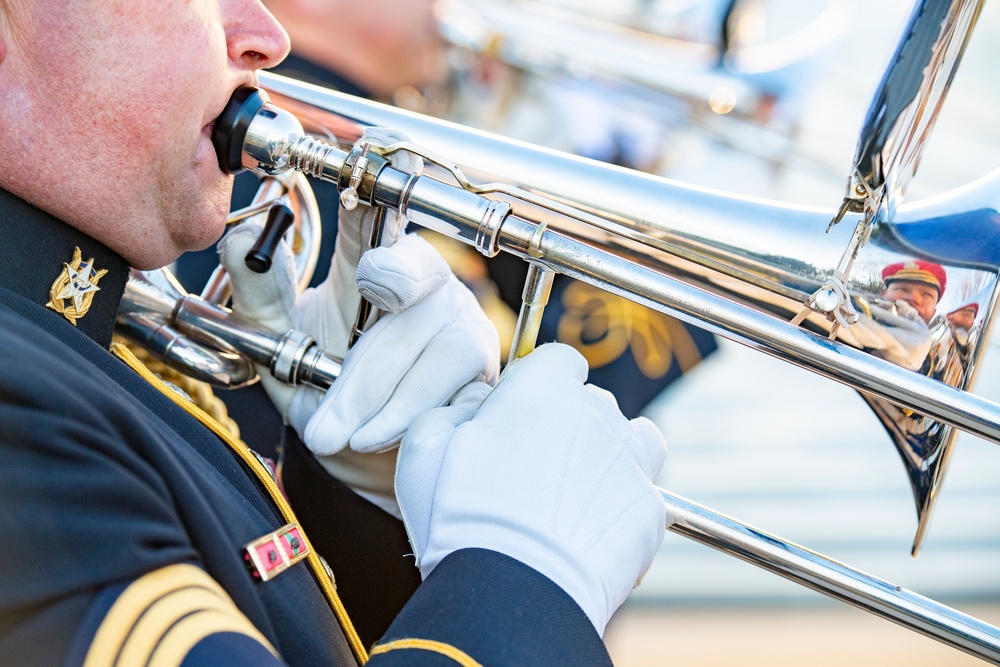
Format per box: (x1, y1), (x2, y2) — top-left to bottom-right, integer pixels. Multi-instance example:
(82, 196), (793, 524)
(57, 259), (102, 312)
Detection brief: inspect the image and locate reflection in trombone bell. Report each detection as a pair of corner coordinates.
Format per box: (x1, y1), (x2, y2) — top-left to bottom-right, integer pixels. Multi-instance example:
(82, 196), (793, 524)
(852, 260), (947, 372)
(848, 258), (998, 556)
(880, 260), (947, 324)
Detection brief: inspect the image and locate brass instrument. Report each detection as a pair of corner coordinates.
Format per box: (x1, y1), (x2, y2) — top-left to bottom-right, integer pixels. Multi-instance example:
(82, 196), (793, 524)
(116, 0), (1000, 660)
(436, 0), (855, 174)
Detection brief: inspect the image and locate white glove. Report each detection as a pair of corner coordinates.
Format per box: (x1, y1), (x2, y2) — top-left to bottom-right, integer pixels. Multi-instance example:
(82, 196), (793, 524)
(220, 129), (500, 514)
(396, 343), (668, 635)
(219, 127), (421, 429)
(849, 300), (932, 371)
(303, 237), (500, 455)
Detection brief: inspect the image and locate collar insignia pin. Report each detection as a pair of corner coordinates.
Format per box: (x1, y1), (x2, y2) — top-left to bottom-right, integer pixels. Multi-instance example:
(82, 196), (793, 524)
(46, 247), (108, 326)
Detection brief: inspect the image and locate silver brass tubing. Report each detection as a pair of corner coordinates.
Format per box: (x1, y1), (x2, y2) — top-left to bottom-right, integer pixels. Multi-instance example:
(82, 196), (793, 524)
(173, 297), (342, 390)
(358, 161), (1000, 443)
(347, 154), (1000, 443)
(246, 81), (1000, 447)
(661, 488), (1000, 663)
(270, 329), (315, 385)
(296, 153), (1000, 445)
(392, 171), (512, 255)
(508, 263), (555, 363)
(490, 216), (1000, 445)
(297, 345), (344, 389)
(349, 207), (388, 349)
(287, 135), (346, 183)
(116, 314), (257, 388)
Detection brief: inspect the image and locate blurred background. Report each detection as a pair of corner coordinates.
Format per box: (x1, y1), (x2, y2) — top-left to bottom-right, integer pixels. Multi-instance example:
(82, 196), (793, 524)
(430, 0), (1000, 664)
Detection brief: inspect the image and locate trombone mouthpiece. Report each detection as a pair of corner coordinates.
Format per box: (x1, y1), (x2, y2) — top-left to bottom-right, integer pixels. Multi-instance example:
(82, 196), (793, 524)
(212, 85), (269, 174)
(212, 85), (309, 176)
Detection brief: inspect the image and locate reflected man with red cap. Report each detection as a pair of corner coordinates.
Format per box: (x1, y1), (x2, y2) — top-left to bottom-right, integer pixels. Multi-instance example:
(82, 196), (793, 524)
(881, 259), (947, 324)
(849, 259), (946, 371)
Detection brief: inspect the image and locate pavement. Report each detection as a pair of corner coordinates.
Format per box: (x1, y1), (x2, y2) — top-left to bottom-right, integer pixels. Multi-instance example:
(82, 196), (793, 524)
(604, 602), (1000, 666)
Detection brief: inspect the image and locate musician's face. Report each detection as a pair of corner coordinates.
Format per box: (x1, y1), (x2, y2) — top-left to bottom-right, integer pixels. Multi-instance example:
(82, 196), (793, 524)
(0, 0), (290, 269)
(947, 306), (977, 331)
(882, 280), (940, 323)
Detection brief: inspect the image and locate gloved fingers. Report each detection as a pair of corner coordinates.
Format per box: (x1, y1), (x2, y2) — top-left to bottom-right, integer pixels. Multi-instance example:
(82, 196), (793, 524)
(400, 380), (490, 446)
(303, 280), (497, 455)
(356, 234), (452, 312)
(396, 385), (487, 569)
(349, 322), (500, 453)
(301, 287), (462, 455)
(449, 380), (494, 410)
(627, 416), (668, 482)
(850, 316), (923, 368)
(584, 384), (621, 411)
(582, 384), (665, 483)
(892, 299), (921, 322)
(890, 300), (930, 330)
(870, 303), (927, 332)
(497, 343), (589, 395)
(217, 222), (297, 331)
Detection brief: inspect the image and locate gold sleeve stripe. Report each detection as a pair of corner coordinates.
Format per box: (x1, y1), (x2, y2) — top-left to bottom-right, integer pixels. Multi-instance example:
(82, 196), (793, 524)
(83, 563), (278, 667)
(370, 638), (484, 667)
(148, 610), (275, 667)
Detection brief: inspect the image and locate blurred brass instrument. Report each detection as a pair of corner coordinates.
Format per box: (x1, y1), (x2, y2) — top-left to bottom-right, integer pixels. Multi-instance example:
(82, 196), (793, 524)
(435, 0), (855, 174)
(117, 0), (1000, 660)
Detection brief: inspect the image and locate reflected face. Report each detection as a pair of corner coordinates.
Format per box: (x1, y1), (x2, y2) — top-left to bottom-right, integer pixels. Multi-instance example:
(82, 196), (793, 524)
(947, 306), (977, 330)
(0, 0), (290, 269)
(882, 280), (940, 323)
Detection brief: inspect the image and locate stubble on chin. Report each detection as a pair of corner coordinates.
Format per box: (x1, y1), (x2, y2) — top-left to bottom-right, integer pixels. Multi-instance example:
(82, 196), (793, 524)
(139, 163), (230, 264)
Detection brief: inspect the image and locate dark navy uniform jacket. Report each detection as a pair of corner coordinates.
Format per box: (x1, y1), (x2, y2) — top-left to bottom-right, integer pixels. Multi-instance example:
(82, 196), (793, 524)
(0, 188), (612, 666)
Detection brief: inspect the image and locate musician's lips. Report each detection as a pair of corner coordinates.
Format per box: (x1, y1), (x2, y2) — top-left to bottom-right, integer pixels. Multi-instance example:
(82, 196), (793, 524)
(202, 119), (223, 172)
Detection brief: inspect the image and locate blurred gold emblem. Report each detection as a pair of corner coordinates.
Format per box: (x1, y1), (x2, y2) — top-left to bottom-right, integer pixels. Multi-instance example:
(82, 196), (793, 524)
(557, 282), (702, 379)
(46, 247), (107, 325)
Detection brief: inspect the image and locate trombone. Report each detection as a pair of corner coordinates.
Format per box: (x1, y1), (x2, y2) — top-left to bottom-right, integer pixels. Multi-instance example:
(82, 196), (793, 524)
(117, 0), (1000, 660)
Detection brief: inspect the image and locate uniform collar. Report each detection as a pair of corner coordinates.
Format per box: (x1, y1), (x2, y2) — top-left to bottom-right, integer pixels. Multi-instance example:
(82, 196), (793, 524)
(0, 188), (129, 349)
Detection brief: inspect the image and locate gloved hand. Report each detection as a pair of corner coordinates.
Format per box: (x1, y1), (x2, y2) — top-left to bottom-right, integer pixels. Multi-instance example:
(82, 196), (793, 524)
(849, 299), (932, 371)
(219, 128), (500, 513)
(219, 127), (420, 426)
(395, 343), (668, 635)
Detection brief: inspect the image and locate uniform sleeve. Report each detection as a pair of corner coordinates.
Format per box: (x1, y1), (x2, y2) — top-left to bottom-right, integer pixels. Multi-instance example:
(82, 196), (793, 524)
(62, 564), (285, 667)
(0, 326), (271, 665)
(368, 549), (613, 667)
